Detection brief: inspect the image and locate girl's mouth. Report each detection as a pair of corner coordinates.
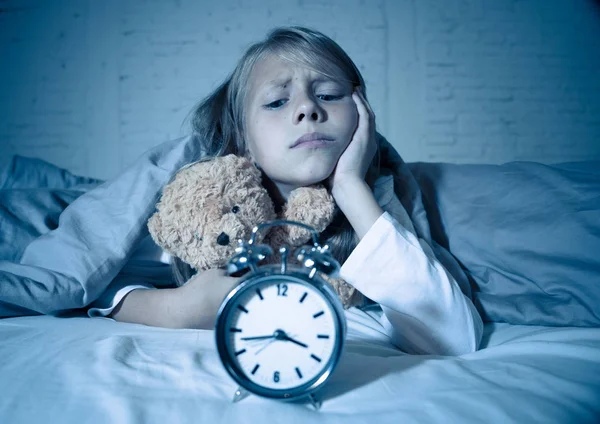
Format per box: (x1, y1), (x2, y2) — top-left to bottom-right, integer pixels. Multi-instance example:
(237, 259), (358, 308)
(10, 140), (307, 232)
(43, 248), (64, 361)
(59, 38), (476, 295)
(291, 132), (335, 148)
(293, 139), (334, 148)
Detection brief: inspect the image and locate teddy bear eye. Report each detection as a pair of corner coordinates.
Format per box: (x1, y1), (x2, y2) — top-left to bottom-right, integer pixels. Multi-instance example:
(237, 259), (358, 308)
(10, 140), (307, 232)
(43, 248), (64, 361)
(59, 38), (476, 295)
(231, 206), (240, 213)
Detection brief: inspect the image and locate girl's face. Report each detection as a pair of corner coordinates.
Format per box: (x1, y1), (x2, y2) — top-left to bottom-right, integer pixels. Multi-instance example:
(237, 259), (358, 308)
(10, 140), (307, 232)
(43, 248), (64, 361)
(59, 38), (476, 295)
(244, 54), (358, 197)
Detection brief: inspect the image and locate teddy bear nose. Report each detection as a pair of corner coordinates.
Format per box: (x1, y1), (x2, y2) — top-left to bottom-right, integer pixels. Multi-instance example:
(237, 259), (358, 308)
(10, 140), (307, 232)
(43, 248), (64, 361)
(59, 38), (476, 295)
(216, 232), (230, 246)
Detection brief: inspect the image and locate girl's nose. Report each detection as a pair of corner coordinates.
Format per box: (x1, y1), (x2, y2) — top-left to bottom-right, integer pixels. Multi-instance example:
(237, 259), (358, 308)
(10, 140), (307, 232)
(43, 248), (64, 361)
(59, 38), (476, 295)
(293, 96), (324, 124)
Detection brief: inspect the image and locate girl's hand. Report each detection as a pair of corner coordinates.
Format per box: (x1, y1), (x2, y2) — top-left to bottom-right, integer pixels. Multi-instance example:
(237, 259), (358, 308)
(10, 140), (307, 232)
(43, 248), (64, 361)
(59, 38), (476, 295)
(327, 87), (384, 240)
(328, 87), (377, 197)
(173, 268), (241, 329)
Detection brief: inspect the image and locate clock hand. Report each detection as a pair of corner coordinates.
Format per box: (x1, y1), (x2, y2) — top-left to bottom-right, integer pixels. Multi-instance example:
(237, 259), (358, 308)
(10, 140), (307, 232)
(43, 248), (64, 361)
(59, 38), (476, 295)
(254, 339), (276, 355)
(281, 334), (308, 348)
(273, 330), (308, 348)
(245, 330), (308, 354)
(242, 329), (287, 341)
(240, 335), (276, 341)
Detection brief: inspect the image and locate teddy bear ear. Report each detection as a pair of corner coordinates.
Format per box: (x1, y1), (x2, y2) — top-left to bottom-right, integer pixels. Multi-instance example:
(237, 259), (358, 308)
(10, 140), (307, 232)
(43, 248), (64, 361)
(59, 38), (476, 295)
(227, 154), (262, 180)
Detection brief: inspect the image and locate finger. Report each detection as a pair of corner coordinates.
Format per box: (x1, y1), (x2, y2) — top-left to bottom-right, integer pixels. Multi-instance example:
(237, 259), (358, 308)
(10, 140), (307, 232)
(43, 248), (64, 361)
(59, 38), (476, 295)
(355, 88), (375, 123)
(352, 91), (369, 123)
(352, 91), (371, 138)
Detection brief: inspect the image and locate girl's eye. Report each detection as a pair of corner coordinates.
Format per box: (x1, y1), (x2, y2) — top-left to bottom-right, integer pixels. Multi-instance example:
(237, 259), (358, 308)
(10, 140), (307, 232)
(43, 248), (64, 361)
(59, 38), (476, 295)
(231, 206), (240, 213)
(317, 94), (343, 101)
(265, 99), (287, 109)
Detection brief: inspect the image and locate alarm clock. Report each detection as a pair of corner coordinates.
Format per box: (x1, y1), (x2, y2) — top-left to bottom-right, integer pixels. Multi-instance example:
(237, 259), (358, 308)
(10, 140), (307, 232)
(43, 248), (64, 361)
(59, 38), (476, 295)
(215, 220), (347, 409)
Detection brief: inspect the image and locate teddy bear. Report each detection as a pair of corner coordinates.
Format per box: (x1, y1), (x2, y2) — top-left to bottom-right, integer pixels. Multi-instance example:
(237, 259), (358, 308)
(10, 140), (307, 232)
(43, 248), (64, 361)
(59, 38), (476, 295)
(147, 154), (363, 308)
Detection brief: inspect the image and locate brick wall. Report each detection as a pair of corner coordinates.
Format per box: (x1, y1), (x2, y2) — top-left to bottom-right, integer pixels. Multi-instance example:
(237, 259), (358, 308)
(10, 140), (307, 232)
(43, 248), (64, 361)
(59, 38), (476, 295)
(394, 0), (600, 164)
(1, 0), (599, 179)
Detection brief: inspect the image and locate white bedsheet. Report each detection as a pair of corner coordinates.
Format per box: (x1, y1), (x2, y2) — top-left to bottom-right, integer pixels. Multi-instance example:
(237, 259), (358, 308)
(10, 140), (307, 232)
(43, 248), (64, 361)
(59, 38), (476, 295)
(1, 311), (598, 423)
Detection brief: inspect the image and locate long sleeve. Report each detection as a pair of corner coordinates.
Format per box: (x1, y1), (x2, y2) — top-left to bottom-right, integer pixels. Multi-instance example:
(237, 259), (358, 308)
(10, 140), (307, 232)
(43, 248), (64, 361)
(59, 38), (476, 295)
(340, 212), (483, 356)
(87, 235), (173, 317)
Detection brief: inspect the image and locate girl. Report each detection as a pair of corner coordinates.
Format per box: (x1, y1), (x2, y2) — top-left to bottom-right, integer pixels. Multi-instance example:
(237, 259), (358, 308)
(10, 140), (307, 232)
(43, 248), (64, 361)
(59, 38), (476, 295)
(90, 26), (483, 355)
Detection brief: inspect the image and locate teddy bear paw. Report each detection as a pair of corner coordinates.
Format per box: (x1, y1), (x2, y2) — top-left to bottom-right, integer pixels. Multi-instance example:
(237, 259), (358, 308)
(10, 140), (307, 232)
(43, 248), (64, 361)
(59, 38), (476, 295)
(281, 185), (336, 245)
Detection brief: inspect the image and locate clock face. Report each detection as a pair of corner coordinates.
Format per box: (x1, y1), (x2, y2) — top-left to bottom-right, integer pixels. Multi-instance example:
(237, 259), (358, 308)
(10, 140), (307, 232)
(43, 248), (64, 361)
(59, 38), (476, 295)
(217, 273), (343, 396)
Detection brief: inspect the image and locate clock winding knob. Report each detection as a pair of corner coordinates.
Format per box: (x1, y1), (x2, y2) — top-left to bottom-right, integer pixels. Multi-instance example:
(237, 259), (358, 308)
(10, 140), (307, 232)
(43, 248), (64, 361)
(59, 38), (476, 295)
(226, 240), (273, 275)
(294, 244), (340, 277)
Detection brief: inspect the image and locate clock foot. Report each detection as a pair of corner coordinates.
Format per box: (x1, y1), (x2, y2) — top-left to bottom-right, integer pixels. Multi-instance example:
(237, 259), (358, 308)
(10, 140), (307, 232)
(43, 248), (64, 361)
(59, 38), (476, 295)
(232, 387), (250, 403)
(308, 393), (322, 410)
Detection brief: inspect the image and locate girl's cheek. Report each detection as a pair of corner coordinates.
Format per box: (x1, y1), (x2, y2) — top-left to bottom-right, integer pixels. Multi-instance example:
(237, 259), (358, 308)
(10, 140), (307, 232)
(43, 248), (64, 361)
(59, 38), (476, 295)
(338, 99), (358, 119)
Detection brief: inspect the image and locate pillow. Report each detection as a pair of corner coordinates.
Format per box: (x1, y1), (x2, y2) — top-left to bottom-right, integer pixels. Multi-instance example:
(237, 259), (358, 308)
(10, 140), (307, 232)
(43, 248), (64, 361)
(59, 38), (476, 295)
(0, 188), (86, 262)
(0, 155), (102, 189)
(410, 160), (600, 327)
(0, 155), (104, 262)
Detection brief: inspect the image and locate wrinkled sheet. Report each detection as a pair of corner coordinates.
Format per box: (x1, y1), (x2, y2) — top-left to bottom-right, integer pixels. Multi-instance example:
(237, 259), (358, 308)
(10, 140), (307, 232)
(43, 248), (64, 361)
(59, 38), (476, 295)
(0, 314), (598, 423)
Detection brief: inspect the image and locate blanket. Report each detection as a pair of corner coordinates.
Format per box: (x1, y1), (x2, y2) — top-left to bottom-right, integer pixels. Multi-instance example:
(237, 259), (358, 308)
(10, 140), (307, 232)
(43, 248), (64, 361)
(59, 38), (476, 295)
(0, 135), (461, 318)
(0, 136), (203, 316)
(1, 135), (599, 328)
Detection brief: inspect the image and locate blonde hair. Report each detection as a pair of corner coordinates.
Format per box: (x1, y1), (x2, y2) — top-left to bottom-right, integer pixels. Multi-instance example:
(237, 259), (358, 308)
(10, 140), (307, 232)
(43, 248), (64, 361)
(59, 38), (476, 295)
(174, 26), (380, 284)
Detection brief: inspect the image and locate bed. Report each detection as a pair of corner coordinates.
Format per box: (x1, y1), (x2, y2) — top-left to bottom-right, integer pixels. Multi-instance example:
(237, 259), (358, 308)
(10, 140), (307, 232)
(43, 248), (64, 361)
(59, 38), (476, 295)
(1, 136), (599, 423)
